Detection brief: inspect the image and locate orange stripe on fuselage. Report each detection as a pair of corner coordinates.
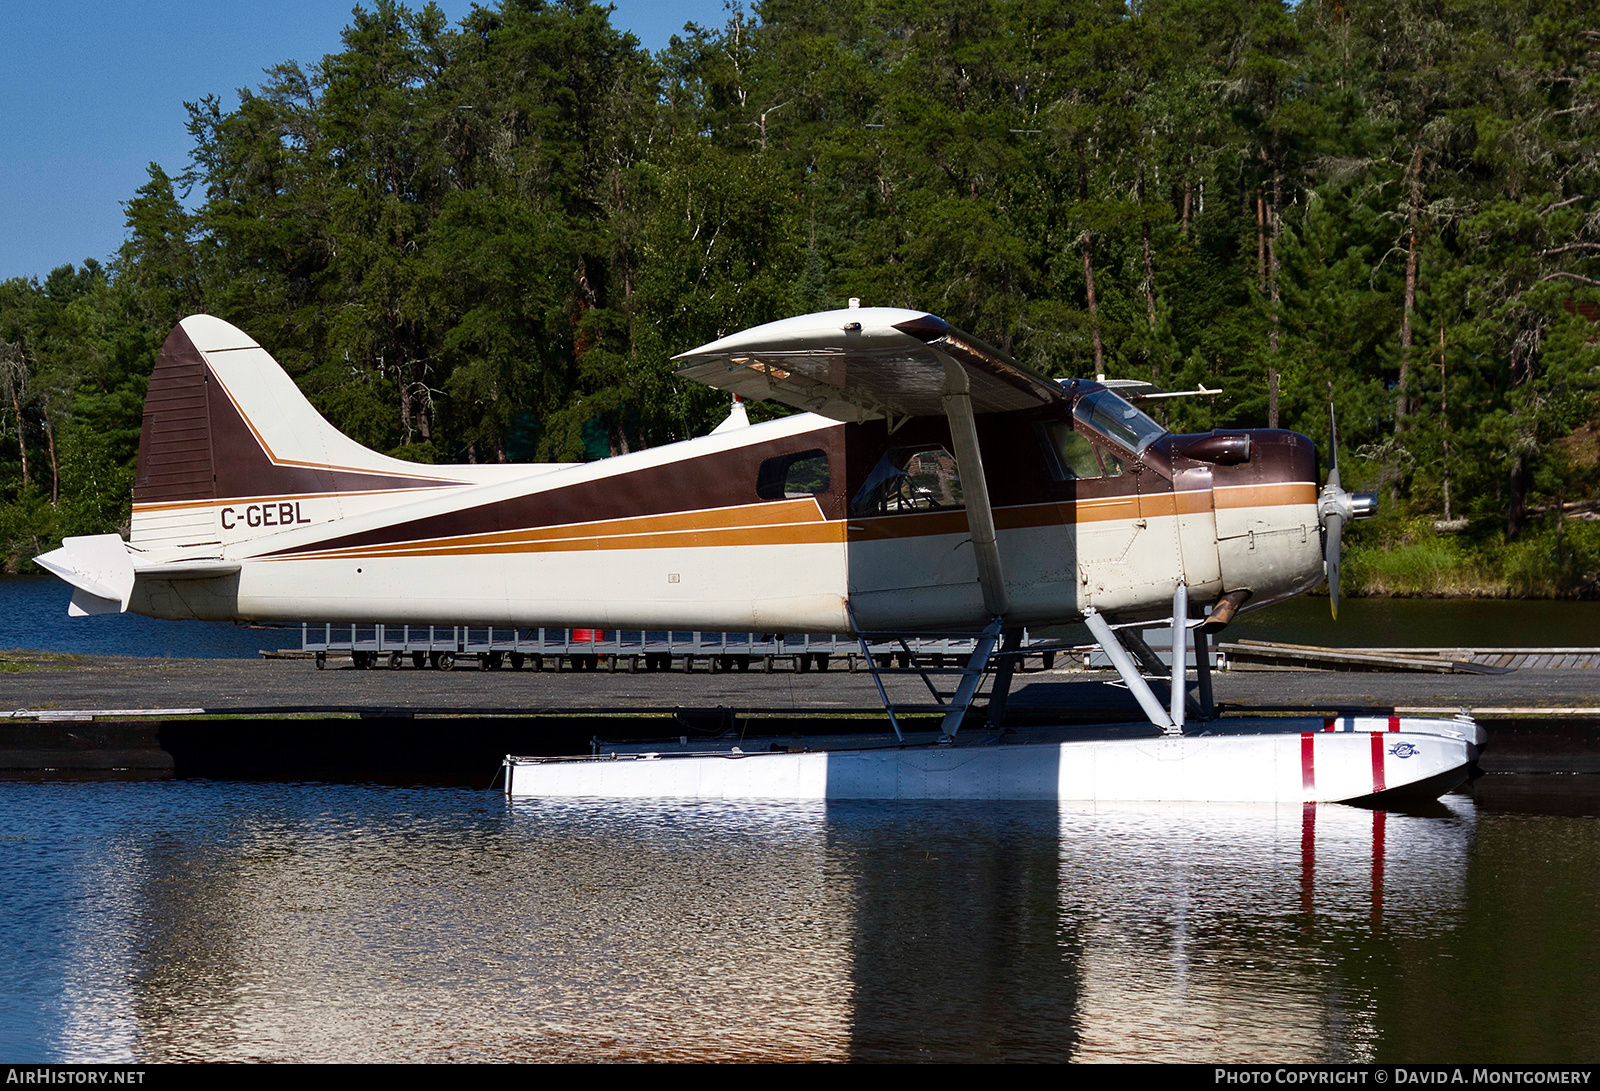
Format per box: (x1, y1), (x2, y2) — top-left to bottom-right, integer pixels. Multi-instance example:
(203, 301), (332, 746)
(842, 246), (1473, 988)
(267, 499), (836, 562)
(287, 520), (847, 561)
(1213, 482), (1318, 509)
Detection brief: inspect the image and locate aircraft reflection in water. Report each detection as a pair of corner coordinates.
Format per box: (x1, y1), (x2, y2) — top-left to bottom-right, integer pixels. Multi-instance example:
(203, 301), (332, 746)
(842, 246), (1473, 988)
(23, 787), (1510, 1064)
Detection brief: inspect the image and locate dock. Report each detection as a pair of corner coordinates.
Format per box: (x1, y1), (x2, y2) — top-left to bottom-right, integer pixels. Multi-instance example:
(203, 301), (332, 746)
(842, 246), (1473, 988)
(2, 645), (1598, 782)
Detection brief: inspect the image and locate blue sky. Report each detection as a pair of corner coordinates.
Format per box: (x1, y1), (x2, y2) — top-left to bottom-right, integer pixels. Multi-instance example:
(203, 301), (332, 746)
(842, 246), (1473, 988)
(0, 1), (735, 282)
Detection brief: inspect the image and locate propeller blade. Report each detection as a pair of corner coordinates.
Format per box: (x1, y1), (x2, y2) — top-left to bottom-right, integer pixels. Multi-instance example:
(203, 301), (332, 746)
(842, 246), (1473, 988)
(1327, 398), (1341, 492)
(1325, 511), (1344, 620)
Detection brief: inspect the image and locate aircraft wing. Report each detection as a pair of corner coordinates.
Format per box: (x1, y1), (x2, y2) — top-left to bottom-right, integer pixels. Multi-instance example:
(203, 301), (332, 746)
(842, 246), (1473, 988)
(672, 308), (1064, 422)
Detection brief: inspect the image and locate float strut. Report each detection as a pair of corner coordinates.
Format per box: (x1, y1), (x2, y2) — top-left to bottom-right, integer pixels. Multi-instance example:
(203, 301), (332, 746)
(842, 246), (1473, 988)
(984, 628), (1024, 729)
(1194, 626), (1216, 720)
(1169, 583), (1188, 733)
(1083, 607), (1177, 734)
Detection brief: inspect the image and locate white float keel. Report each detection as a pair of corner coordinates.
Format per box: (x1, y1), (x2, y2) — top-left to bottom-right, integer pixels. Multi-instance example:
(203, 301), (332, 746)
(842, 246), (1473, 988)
(504, 714), (1480, 804)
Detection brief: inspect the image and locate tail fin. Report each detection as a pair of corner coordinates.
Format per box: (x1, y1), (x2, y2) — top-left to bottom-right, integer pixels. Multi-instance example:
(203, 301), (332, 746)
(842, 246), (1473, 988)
(131, 316), (475, 549)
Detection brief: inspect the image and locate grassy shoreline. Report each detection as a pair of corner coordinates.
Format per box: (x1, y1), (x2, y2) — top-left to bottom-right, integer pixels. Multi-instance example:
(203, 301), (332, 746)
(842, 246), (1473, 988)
(1343, 517), (1600, 600)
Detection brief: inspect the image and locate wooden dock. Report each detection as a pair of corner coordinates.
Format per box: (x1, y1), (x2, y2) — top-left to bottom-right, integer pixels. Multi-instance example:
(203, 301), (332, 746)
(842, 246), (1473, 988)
(1220, 640), (1600, 673)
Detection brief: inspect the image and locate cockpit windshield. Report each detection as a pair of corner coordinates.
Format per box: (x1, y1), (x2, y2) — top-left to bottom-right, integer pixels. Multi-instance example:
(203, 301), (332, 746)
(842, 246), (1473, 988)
(1072, 390), (1166, 455)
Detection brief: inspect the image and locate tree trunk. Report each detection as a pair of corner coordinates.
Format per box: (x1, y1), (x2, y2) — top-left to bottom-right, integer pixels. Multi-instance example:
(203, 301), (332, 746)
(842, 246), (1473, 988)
(44, 414), (58, 506)
(1256, 190), (1267, 294)
(399, 376), (413, 446)
(1140, 172), (1157, 327)
(5, 377), (26, 486)
(1267, 173), (1281, 428)
(1083, 231), (1104, 379)
(1507, 452), (1526, 539)
(1398, 140), (1425, 431)
(1439, 323), (1451, 522)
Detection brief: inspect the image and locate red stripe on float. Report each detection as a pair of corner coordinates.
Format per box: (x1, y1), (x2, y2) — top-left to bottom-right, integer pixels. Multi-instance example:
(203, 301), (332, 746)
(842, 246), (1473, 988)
(1388, 714), (1401, 732)
(1370, 731), (1386, 793)
(1323, 717), (1336, 732)
(1302, 733), (1316, 794)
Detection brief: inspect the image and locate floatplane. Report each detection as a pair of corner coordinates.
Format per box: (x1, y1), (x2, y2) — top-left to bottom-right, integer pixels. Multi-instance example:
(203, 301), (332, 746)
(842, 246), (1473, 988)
(36, 303), (1480, 803)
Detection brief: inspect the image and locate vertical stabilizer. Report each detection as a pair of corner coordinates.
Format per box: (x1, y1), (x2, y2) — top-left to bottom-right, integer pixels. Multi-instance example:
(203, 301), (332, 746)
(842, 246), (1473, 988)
(129, 316), (495, 550)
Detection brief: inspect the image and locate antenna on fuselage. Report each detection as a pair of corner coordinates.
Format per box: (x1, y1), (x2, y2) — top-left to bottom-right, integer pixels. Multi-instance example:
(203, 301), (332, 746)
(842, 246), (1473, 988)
(710, 392), (750, 434)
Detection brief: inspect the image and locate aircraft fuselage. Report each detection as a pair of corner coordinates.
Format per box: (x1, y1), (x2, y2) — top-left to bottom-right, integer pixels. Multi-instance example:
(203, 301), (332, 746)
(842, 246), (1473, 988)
(48, 314), (1326, 635)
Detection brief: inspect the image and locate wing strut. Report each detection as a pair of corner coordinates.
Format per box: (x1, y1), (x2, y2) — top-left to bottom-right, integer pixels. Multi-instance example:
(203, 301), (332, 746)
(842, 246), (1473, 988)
(939, 356), (1009, 619)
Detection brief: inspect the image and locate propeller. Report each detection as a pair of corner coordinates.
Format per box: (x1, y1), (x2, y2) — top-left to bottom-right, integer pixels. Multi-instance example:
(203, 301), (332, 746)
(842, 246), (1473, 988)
(1317, 401), (1378, 619)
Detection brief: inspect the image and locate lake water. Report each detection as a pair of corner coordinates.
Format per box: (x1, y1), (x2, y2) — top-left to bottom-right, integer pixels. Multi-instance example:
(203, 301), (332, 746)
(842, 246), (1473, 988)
(2, 779), (1596, 1063)
(1, 576), (299, 658)
(1230, 595), (1600, 649)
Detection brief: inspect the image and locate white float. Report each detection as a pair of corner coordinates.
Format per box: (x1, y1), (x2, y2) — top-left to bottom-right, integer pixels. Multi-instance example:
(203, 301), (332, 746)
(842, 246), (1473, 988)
(504, 714), (1481, 804)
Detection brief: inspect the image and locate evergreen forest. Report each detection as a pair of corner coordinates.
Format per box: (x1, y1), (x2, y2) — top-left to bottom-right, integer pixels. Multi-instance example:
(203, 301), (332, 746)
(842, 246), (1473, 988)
(2, 0), (1598, 596)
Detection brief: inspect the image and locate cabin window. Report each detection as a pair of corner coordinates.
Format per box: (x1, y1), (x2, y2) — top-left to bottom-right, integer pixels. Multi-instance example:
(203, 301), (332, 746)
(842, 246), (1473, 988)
(1041, 423), (1122, 480)
(850, 446), (965, 516)
(757, 449), (830, 500)
(1072, 389), (1166, 455)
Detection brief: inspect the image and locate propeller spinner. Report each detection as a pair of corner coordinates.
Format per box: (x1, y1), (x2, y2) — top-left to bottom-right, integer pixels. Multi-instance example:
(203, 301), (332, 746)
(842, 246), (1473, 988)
(1317, 404), (1379, 619)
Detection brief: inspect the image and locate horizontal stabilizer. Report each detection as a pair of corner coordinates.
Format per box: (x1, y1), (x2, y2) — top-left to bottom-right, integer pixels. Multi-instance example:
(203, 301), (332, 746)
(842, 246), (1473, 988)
(134, 559), (242, 580)
(35, 535), (135, 614)
(673, 307), (1064, 422)
(68, 587), (123, 617)
(1097, 378), (1222, 401)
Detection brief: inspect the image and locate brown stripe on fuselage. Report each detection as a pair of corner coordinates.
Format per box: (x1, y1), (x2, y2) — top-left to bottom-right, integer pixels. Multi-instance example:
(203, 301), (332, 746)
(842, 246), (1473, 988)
(273, 499), (835, 561)
(261, 425), (849, 559)
(280, 515), (846, 562)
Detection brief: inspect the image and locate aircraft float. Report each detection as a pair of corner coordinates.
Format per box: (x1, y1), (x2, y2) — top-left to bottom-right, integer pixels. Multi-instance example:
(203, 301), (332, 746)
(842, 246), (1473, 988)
(37, 303), (1481, 803)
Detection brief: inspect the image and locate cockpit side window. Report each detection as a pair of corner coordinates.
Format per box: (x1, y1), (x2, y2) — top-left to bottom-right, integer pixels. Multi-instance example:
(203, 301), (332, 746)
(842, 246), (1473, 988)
(1040, 422), (1122, 480)
(756, 449), (830, 500)
(850, 445), (964, 516)
(1072, 390), (1166, 455)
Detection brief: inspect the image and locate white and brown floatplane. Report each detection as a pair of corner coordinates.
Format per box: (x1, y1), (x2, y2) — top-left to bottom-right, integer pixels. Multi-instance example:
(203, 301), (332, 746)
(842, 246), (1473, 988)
(36, 303), (1479, 803)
